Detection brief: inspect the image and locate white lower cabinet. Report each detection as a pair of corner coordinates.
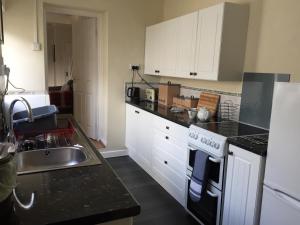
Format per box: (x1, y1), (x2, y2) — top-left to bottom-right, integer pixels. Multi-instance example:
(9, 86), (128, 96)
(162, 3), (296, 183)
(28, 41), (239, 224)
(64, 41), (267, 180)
(125, 104), (153, 174)
(125, 103), (188, 205)
(222, 145), (265, 225)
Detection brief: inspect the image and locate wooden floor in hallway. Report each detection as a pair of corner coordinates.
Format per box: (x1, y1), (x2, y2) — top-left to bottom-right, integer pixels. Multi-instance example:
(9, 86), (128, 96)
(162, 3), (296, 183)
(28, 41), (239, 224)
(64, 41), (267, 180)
(107, 156), (199, 225)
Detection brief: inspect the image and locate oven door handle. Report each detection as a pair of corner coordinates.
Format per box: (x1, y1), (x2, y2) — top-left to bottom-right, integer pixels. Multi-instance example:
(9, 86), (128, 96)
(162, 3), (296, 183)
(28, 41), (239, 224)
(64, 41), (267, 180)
(207, 190), (218, 198)
(208, 157), (221, 163)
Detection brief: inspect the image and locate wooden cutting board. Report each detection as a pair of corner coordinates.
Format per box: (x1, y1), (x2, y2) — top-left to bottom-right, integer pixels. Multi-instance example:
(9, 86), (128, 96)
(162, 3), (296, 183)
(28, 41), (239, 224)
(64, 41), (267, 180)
(197, 92), (220, 117)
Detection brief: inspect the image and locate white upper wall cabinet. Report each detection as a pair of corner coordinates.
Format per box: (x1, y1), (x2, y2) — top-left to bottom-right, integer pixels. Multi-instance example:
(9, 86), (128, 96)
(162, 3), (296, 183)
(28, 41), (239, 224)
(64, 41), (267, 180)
(144, 18), (177, 76)
(195, 4), (223, 80)
(174, 12), (198, 78)
(144, 2), (249, 81)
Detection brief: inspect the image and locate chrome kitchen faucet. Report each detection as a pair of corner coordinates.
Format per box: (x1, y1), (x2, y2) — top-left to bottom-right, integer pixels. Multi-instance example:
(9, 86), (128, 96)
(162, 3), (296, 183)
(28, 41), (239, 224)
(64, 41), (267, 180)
(6, 97), (34, 144)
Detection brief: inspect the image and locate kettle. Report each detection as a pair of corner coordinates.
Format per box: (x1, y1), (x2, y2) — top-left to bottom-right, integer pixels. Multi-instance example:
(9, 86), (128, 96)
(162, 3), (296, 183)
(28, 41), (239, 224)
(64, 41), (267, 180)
(197, 107), (211, 122)
(126, 87), (140, 102)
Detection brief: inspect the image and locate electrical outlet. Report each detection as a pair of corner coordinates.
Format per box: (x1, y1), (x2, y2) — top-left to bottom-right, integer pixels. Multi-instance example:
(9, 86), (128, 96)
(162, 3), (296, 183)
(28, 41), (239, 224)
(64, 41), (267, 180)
(129, 64), (140, 71)
(32, 42), (42, 51)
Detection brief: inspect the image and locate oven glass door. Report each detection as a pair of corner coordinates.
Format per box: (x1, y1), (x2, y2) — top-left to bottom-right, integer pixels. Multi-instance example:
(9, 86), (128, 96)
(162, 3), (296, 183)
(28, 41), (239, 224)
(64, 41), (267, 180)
(186, 178), (221, 225)
(188, 148), (223, 189)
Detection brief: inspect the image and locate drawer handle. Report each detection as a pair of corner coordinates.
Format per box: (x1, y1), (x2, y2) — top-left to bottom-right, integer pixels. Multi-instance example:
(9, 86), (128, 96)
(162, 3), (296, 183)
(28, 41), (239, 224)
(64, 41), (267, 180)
(135, 110), (140, 114)
(165, 136), (169, 140)
(228, 151), (234, 156)
(208, 157), (221, 163)
(206, 190), (218, 198)
(166, 126), (170, 130)
(164, 161), (168, 165)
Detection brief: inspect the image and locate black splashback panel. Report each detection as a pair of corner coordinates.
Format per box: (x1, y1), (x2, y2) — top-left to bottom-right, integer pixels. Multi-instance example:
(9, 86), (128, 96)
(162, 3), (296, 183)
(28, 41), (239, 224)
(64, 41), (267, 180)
(239, 73), (290, 129)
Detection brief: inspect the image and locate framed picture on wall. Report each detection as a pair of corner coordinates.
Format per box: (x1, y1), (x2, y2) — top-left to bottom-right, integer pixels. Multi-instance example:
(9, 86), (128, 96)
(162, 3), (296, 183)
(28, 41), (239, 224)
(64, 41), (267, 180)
(0, 0), (4, 44)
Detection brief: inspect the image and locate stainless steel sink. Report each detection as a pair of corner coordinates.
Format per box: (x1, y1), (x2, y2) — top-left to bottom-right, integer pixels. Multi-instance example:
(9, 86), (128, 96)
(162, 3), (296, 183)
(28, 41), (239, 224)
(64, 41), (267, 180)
(17, 146), (100, 174)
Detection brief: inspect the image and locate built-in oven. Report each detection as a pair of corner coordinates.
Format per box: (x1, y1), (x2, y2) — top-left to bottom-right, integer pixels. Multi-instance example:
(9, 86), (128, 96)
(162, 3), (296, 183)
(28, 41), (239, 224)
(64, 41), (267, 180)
(187, 146), (225, 191)
(186, 175), (222, 225)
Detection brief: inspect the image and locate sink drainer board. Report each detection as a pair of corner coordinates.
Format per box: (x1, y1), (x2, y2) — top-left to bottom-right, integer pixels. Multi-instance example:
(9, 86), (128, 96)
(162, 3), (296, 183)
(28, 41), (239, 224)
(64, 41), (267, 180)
(16, 120), (75, 151)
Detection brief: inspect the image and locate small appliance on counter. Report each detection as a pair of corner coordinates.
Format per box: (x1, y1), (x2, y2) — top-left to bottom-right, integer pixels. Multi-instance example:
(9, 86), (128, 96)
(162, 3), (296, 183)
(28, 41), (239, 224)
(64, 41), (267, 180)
(144, 88), (158, 102)
(158, 82), (180, 106)
(126, 87), (140, 102)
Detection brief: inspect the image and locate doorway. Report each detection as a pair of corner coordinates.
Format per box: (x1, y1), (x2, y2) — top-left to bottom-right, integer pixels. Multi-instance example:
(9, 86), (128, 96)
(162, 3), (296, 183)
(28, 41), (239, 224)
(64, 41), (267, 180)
(44, 7), (104, 145)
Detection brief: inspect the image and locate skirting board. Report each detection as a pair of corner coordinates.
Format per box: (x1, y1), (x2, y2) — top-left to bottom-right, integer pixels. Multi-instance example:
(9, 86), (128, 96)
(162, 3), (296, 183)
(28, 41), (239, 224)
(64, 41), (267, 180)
(100, 149), (128, 158)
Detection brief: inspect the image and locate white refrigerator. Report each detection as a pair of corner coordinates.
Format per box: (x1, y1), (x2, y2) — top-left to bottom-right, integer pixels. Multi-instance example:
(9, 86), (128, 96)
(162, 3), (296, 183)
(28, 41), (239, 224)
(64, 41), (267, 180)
(260, 83), (300, 225)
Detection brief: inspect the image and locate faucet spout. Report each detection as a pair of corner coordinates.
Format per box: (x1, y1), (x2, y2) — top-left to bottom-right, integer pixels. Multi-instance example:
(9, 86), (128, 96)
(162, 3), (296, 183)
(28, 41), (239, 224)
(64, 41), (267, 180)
(7, 97), (34, 144)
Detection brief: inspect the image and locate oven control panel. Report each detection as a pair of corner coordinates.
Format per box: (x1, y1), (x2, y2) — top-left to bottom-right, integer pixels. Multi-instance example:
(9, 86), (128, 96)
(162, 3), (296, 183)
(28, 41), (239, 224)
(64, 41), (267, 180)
(188, 125), (227, 157)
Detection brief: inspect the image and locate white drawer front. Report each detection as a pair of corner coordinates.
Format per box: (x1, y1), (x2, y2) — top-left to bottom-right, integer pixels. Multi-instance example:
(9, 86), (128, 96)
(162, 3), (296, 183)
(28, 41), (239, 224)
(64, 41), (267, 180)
(152, 160), (185, 205)
(152, 143), (186, 175)
(154, 130), (188, 161)
(154, 116), (188, 142)
(152, 149), (186, 189)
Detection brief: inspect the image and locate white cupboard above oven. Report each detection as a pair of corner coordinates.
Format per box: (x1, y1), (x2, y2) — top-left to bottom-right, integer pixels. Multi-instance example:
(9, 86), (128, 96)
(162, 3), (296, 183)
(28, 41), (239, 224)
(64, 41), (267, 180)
(222, 144), (265, 225)
(125, 103), (188, 205)
(144, 2), (249, 81)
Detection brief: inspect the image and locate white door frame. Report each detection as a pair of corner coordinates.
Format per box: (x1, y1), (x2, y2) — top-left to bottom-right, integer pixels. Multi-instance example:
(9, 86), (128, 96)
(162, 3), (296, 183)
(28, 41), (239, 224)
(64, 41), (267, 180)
(43, 3), (108, 145)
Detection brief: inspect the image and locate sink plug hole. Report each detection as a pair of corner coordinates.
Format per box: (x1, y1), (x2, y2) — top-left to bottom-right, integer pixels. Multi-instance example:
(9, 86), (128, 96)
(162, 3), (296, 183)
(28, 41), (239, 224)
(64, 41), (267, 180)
(45, 150), (50, 156)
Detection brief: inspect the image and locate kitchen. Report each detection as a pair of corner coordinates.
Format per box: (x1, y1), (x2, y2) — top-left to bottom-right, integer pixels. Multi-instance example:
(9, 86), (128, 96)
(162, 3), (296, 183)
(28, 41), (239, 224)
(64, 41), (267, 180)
(0, 0), (300, 225)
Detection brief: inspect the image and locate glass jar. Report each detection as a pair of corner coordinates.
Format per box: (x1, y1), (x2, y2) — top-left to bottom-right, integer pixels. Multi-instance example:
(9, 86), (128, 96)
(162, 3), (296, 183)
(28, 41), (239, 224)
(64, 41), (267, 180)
(0, 152), (16, 203)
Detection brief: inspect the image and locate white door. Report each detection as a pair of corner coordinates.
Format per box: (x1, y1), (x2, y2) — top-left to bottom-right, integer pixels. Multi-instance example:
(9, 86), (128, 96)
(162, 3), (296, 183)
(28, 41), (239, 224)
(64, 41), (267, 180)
(158, 18), (177, 76)
(72, 17), (98, 139)
(264, 83), (300, 200)
(125, 104), (139, 156)
(144, 19), (177, 76)
(144, 24), (161, 75)
(260, 185), (300, 225)
(47, 23), (72, 87)
(136, 110), (153, 173)
(223, 145), (262, 225)
(195, 4), (223, 80)
(175, 11), (198, 78)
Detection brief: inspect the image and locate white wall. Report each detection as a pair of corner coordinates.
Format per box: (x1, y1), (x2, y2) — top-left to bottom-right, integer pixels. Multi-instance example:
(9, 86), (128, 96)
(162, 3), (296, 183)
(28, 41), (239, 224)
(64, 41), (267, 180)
(2, 0), (163, 149)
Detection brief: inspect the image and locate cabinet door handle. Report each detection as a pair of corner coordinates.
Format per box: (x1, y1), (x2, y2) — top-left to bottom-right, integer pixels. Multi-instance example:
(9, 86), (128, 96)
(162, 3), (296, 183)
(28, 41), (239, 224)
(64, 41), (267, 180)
(190, 72), (193, 76)
(165, 136), (169, 140)
(166, 126), (170, 130)
(135, 110), (140, 114)
(194, 72), (197, 76)
(228, 151), (233, 155)
(164, 161), (168, 165)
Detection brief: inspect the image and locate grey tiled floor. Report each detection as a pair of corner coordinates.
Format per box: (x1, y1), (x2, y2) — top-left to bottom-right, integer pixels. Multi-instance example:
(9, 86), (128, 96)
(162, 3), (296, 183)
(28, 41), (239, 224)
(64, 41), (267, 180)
(107, 156), (198, 225)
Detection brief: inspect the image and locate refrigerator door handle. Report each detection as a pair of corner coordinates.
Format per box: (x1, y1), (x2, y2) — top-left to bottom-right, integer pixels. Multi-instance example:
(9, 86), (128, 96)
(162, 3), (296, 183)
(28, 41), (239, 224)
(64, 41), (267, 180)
(272, 189), (300, 211)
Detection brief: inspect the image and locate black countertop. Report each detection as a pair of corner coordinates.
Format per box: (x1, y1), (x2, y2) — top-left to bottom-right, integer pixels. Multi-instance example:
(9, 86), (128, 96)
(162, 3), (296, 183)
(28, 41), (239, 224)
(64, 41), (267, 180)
(6, 115), (140, 225)
(126, 100), (269, 156)
(227, 134), (269, 156)
(126, 100), (223, 128)
(193, 120), (268, 138)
